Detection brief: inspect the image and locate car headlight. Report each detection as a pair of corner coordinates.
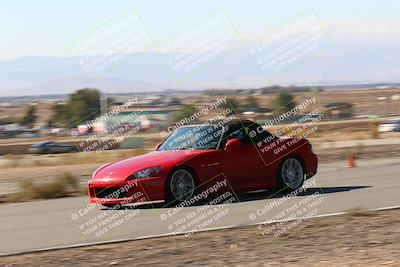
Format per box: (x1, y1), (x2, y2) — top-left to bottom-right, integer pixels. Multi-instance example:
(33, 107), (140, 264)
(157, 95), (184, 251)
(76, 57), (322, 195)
(127, 166), (162, 180)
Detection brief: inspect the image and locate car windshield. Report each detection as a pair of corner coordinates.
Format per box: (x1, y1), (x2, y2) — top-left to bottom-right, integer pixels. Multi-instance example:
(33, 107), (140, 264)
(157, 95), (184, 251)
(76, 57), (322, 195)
(159, 125), (224, 150)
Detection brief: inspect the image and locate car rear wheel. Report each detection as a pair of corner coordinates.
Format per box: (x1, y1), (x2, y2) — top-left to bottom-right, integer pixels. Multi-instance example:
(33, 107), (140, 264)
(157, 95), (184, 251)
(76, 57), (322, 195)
(167, 168), (196, 205)
(278, 157), (305, 191)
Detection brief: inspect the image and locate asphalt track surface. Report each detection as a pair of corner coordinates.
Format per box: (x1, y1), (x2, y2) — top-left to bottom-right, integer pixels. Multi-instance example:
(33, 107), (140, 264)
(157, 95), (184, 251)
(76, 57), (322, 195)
(0, 158), (399, 256)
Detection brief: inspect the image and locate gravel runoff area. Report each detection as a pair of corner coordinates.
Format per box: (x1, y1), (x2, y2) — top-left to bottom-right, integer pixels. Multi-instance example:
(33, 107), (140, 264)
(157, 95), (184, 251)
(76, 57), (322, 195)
(0, 208), (399, 267)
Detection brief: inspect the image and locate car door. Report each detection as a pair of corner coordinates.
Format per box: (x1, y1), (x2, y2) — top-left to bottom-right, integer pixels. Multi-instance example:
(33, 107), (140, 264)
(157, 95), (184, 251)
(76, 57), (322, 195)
(191, 149), (226, 184)
(45, 142), (55, 153)
(219, 135), (270, 192)
(59, 144), (69, 153)
(250, 126), (284, 188)
(51, 143), (61, 153)
(50, 142), (62, 153)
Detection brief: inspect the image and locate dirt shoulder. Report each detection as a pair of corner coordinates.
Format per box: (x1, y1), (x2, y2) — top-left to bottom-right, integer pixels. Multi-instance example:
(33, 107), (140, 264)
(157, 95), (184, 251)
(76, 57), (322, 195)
(1, 208), (399, 267)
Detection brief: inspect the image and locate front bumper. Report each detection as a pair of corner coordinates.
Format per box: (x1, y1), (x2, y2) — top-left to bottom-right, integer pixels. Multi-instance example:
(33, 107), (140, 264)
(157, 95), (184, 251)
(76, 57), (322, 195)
(88, 176), (165, 205)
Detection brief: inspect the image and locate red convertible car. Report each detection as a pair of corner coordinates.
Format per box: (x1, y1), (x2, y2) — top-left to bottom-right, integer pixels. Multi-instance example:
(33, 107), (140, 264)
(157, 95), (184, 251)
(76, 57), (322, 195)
(88, 120), (318, 207)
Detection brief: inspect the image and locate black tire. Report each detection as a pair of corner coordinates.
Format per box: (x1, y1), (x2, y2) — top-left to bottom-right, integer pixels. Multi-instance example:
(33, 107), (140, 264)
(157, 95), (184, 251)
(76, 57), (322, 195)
(166, 167), (198, 206)
(278, 156), (305, 192)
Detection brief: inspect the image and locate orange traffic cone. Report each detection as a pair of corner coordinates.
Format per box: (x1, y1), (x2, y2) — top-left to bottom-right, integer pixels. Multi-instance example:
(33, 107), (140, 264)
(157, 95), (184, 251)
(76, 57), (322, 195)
(346, 154), (355, 168)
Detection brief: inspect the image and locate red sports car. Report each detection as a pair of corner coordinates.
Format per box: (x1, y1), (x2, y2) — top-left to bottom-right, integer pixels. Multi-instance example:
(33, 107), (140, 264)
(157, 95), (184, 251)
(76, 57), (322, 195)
(88, 120), (318, 208)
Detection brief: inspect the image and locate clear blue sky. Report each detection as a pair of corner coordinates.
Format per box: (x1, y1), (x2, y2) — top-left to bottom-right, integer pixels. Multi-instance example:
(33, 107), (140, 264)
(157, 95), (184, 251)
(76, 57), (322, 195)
(1, 0), (399, 60)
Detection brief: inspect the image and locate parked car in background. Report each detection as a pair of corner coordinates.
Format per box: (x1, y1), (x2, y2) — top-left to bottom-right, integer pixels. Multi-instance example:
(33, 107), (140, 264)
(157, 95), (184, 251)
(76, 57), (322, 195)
(29, 141), (77, 154)
(378, 119), (400, 132)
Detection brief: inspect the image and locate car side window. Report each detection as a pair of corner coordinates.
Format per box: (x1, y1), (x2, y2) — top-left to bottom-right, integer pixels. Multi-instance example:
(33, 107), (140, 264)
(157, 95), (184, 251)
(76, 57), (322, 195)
(231, 128), (252, 144)
(219, 124), (253, 148)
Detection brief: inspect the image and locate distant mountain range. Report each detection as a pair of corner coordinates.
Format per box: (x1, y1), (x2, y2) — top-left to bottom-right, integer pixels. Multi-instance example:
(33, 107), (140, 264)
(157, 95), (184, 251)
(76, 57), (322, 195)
(1, 44), (400, 96)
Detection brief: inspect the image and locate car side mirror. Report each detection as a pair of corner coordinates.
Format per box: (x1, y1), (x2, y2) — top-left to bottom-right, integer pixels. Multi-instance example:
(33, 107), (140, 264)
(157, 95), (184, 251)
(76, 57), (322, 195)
(155, 143), (162, 150)
(224, 139), (242, 151)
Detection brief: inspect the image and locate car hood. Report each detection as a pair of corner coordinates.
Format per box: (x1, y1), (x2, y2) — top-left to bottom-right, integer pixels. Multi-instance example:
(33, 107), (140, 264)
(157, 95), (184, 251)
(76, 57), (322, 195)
(92, 149), (207, 181)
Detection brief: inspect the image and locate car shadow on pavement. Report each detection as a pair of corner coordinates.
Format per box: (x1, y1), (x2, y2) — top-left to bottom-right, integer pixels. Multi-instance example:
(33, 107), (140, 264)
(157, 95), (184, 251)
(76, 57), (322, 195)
(110, 185), (370, 210)
(239, 185), (371, 202)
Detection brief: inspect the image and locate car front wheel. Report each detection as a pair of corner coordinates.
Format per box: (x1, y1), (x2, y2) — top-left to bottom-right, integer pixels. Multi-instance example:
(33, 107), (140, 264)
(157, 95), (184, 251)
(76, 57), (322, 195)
(167, 168), (197, 205)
